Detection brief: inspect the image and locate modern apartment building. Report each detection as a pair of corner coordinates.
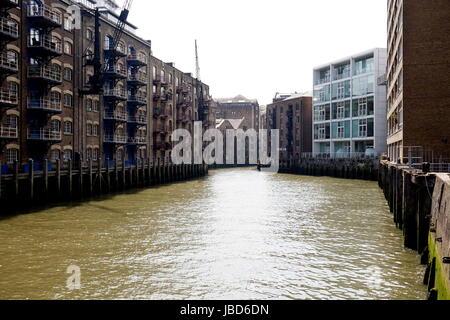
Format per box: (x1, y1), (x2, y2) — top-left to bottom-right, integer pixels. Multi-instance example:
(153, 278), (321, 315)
(0, 0), (214, 170)
(312, 48), (387, 157)
(266, 93), (312, 162)
(386, 0), (450, 162)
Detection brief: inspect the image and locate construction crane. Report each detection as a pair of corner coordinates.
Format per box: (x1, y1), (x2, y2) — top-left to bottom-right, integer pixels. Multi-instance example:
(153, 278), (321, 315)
(81, 0), (133, 95)
(194, 40), (206, 122)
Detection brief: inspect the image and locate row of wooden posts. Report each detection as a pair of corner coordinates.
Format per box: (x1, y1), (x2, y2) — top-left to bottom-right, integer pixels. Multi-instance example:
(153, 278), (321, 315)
(278, 158), (379, 181)
(0, 157), (208, 207)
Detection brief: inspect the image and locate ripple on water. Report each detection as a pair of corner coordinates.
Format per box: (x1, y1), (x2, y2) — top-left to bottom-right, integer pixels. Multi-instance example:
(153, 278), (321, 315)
(0, 169), (426, 300)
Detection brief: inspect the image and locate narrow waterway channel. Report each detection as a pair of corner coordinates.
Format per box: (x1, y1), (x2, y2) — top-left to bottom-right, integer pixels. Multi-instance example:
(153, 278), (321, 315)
(0, 168), (426, 300)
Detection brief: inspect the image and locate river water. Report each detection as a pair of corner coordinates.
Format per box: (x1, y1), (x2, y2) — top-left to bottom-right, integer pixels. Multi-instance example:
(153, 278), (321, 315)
(0, 168), (426, 300)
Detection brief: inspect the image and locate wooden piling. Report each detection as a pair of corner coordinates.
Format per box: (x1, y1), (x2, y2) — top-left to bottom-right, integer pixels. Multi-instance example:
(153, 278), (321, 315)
(43, 159), (49, 200)
(28, 159), (34, 201)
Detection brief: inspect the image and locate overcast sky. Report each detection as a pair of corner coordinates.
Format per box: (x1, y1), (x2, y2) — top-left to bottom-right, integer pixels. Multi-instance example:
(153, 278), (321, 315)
(127, 0), (387, 106)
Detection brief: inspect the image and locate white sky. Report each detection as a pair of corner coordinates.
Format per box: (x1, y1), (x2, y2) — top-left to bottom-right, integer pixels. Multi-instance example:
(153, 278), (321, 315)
(127, 0), (387, 106)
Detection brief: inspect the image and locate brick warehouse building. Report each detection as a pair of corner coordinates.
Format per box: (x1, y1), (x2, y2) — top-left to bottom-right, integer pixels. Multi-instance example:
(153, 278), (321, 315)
(266, 93), (312, 162)
(215, 95), (260, 132)
(0, 0), (215, 171)
(386, 0), (450, 162)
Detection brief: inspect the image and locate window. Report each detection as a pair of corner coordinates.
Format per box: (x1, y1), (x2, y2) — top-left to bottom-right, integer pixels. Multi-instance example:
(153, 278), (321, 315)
(64, 121), (73, 135)
(359, 119), (368, 137)
(86, 29), (94, 40)
(50, 120), (61, 132)
(337, 122), (345, 138)
(86, 148), (92, 160)
(92, 100), (99, 112)
(6, 115), (18, 128)
(64, 94), (73, 107)
(64, 17), (72, 31)
(86, 98), (92, 111)
(93, 148), (99, 160)
(6, 50), (18, 68)
(87, 123), (93, 136)
(50, 92), (61, 108)
(354, 55), (374, 76)
(64, 41), (72, 55)
(337, 103), (345, 119)
(358, 98), (368, 117)
(63, 150), (72, 162)
(7, 81), (18, 96)
(63, 68), (72, 81)
(50, 150), (60, 162)
(6, 149), (18, 164)
(93, 124), (99, 136)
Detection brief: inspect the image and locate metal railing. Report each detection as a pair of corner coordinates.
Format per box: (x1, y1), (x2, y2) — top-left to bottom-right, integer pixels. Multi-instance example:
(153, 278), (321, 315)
(0, 126), (18, 139)
(127, 53), (147, 64)
(0, 89), (18, 105)
(105, 65), (127, 77)
(301, 152), (377, 159)
(28, 65), (62, 82)
(128, 115), (147, 124)
(27, 97), (62, 112)
(27, 129), (62, 141)
(398, 146), (450, 173)
(128, 136), (147, 144)
(128, 93), (147, 103)
(0, 18), (18, 38)
(104, 135), (127, 143)
(0, 52), (18, 71)
(28, 35), (62, 54)
(104, 110), (128, 121)
(128, 73), (147, 83)
(27, 3), (62, 25)
(103, 88), (127, 99)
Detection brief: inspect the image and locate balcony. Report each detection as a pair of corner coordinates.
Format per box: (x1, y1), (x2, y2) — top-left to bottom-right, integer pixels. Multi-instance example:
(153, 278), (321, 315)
(128, 73), (147, 87)
(152, 75), (161, 85)
(28, 35), (62, 57)
(28, 65), (62, 85)
(0, 52), (18, 74)
(128, 136), (147, 145)
(104, 44), (127, 58)
(128, 115), (147, 125)
(104, 65), (127, 80)
(0, 126), (18, 139)
(0, 0), (18, 10)
(127, 53), (147, 66)
(128, 93), (147, 105)
(104, 110), (128, 122)
(27, 97), (62, 113)
(103, 88), (127, 101)
(0, 89), (18, 107)
(28, 129), (62, 142)
(0, 18), (18, 41)
(104, 134), (127, 144)
(27, 4), (62, 28)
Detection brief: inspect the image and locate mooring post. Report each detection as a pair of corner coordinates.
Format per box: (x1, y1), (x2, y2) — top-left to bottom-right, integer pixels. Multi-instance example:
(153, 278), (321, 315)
(56, 159), (61, 197)
(114, 159), (118, 190)
(106, 158), (111, 192)
(43, 159), (49, 200)
(78, 154), (83, 198)
(14, 160), (19, 199)
(146, 158), (151, 186)
(68, 158), (73, 198)
(97, 158), (102, 193)
(122, 155), (126, 189)
(28, 159), (34, 201)
(89, 158), (93, 196)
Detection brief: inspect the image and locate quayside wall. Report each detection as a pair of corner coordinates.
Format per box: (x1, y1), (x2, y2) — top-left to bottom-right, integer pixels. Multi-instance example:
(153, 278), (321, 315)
(379, 160), (450, 300)
(278, 158), (378, 181)
(0, 158), (208, 210)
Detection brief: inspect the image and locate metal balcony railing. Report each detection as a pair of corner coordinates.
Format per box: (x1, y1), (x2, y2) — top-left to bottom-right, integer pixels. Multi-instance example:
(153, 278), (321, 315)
(0, 126), (18, 139)
(104, 43), (127, 56)
(104, 65), (127, 78)
(0, 18), (18, 39)
(0, 89), (18, 105)
(128, 136), (147, 144)
(0, 52), (18, 72)
(128, 73), (147, 84)
(28, 35), (62, 55)
(104, 110), (128, 121)
(127, 53), (147, 65)
(27, 3), (62, 26)
(28, 65), (62, 83)
(128, 93), (147, 104)
(27, 98), (62, 112)
(128, 115), (147, 124)
(103, 88), (127, 99)
(104, 134), (127, 144)
(27, 129), (62, 141)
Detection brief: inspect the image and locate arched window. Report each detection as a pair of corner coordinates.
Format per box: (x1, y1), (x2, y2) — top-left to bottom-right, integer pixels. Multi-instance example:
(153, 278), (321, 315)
(7, 82), (18, 96)
(6, 50), (18, 68)
(50, 150), (60, 162)
(6, 115), (18, 128)
(63, 149), (72, 161)
(104, 35), (113, 50)
(116, 148), (124, 161)
(86, 148), (92, 160)
(64, 121), (73, 135)
(6, 149), (18, 164)
(50, 119), (61, 132)
(64, 93), (73, 107)
(63, 67), (72, 81)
